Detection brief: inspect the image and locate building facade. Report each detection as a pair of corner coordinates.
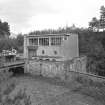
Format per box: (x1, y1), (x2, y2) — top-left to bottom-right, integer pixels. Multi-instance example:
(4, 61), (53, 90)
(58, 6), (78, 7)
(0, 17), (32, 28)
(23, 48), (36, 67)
(24, 33), (79, 61)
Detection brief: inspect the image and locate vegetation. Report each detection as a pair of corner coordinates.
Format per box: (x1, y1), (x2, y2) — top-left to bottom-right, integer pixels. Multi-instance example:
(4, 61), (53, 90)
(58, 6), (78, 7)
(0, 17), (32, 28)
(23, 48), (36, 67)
(0, 20), (10, 38)
(78, 31), (105, 75)
(0, 19), (23, 53)
(73, 75), (105, 104)
(0, 33), (24, 53)
(0, 77), (31, 105)
(89, 5), (105, 31)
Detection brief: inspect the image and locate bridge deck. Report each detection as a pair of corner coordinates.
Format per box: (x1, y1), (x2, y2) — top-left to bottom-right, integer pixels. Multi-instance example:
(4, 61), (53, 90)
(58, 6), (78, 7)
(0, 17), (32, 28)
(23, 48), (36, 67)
(0, 60), (25, 69)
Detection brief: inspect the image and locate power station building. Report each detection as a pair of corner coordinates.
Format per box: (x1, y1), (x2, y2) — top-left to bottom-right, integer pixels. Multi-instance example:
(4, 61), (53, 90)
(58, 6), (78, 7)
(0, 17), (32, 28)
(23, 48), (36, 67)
(24, 33), (79, 61)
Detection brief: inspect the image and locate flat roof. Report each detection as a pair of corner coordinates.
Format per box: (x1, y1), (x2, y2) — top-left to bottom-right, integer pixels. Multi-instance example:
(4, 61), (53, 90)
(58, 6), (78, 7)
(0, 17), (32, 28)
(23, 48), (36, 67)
(25, 33), (77, 37)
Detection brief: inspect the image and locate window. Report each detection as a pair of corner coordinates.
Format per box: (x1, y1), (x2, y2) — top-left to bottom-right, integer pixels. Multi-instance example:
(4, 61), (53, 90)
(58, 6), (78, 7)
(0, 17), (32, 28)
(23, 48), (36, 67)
(51, 37), (62, 46)
(42, 50), (45, 54)
(29, 38), (33, 45)
(29, 38), (38, 45)
(39, 38), (49, 46)
(33, 38), (38, 45)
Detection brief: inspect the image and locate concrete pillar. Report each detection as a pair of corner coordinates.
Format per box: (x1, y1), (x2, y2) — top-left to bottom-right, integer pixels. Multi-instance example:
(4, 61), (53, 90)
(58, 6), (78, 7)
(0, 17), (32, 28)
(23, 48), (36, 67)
(24, 59), (29, 73)
(49, 37), (51, 46)
(24, 35), (28, 59)
(38, 37), (39, 46)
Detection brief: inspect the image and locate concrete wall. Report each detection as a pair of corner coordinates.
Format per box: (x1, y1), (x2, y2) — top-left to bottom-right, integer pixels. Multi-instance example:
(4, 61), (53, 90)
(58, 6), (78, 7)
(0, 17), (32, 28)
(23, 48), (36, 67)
(37, 46), (62, 58)
(61, 34), (79, 60)
(25, 55), (105, 83)
(25, 56), (87, 81)
(28, 60), (65, 80)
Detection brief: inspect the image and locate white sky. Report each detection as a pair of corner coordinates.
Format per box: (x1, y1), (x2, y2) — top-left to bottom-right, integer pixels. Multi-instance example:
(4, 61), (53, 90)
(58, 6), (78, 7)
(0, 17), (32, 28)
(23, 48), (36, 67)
(0, 0), (105, 34)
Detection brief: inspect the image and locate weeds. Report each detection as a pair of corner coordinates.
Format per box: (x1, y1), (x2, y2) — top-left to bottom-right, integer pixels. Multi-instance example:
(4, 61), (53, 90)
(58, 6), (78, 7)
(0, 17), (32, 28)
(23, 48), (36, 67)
(1, 88), (31, 105)
(3, 82), (16, 95)
(0, 70), (13, 83)
(73, 75), (105, 104)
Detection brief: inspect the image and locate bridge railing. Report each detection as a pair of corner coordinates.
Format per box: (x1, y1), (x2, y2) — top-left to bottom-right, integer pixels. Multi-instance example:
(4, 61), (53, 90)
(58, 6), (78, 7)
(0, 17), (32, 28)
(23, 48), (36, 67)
(0, 59), (25, 68)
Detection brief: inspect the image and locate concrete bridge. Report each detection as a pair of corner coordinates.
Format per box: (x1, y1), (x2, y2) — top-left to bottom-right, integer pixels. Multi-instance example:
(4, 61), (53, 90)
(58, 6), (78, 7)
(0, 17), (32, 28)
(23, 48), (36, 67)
(0, 60), (25, 75)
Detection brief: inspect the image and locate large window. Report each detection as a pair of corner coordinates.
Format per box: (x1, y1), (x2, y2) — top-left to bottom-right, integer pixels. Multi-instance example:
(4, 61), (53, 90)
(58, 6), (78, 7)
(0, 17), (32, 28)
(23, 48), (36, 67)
(39, 38), (49, 46)
(33, 38), (38, 45)
(29, 38), (33, 45)
(29, 38), (38, 45)
(51, 37), (62, 46)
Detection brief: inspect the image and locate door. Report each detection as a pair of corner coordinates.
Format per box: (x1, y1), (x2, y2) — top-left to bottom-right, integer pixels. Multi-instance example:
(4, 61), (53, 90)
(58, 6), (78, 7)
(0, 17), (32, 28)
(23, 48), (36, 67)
(28, 49), (37, 59)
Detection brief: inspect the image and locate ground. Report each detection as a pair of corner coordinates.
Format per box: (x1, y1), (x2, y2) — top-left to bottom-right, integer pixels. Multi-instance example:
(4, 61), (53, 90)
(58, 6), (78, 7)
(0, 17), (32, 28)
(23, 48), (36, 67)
(0, 74), (104, 105)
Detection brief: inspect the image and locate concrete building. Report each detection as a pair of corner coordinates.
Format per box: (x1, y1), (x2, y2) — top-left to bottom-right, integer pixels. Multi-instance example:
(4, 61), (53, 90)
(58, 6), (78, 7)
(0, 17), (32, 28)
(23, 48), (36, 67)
(24, 33), (79, 61)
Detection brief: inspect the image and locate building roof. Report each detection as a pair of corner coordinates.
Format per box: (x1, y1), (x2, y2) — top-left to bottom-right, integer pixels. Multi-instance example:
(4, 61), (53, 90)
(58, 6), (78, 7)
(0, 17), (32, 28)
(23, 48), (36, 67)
(25, 33), (76, 37)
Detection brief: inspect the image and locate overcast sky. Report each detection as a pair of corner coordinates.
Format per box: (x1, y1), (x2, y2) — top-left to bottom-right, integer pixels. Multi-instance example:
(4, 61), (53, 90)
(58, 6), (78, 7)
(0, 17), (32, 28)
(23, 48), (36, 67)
(0, 0), (105, 34)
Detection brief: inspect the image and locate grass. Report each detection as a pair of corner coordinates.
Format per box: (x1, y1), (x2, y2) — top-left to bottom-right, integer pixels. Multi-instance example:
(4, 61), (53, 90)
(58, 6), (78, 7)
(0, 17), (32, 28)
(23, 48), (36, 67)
(0, 72), (105, 105)
(0, 70), (13, 83)
(1, 88), (31, 105)
(3, 82), (16, 95)
(72, 75), (105, 104)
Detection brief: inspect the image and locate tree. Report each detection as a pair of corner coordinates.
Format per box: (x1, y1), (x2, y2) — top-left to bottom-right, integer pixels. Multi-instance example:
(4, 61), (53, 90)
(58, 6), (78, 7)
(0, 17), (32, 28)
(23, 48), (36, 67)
(16, 34), (24, 53)
(99, 6), (105, 30)
(89, 17), (99, 31)
(0, 20), (10, 38)
(16, 34), (24, 46)
(89, 5), (105, 32)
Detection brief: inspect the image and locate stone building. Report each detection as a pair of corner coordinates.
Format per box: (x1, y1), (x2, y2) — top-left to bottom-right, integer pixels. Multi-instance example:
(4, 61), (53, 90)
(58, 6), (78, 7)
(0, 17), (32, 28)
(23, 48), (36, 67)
(24, 33), (79, 61)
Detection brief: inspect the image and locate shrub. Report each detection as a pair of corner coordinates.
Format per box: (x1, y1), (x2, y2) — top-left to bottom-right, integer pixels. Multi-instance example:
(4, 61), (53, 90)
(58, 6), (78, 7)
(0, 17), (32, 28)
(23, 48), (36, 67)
(73, 75), (105, 104)
(3, 82), (16, 95)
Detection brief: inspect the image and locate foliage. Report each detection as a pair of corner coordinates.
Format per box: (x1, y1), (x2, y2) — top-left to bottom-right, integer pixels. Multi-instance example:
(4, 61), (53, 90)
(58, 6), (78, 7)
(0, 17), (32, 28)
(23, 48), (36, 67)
(16, 33), (24, 46)
(0, 71), (13, 83)
(89, 17), (99, 31)
(89, 5), (105, 31)
(0, 19), (10, 38)
(3, 82), (16, 95)
(2, 88), (31, 105)
(73, 75), (105, 104)
(100, 5), (105, 29)
(29, 26), (89, 35)
(0, 33), (24, 53)
(0, 19), (23, 53)
(79, 31), (105, 75)
(16, 33), (24, 53)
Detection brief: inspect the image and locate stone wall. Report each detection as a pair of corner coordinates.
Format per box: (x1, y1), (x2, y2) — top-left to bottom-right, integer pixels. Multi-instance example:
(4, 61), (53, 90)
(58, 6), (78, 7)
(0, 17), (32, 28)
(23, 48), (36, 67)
(25, 56), (87, 81)
(25, 56), (105, 83)
(28, 60), (66, 80)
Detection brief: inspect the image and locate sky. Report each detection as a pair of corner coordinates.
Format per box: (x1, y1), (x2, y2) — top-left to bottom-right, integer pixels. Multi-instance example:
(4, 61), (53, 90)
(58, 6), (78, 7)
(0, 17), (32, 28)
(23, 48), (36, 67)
(0, 0), (105, 34)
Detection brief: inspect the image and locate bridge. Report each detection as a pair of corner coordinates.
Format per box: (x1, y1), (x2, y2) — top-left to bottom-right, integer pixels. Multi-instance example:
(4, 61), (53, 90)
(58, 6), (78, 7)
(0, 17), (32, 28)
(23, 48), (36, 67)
(0, 60), (25, 75)
(0, 50), (26, 74)
(0, 60), (25, 69)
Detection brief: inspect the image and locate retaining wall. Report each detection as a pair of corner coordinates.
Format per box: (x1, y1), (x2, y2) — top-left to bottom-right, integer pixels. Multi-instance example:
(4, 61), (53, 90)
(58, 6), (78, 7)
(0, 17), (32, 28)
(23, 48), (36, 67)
(25, 56), (87, 81)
